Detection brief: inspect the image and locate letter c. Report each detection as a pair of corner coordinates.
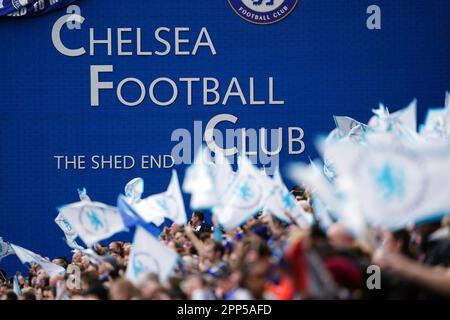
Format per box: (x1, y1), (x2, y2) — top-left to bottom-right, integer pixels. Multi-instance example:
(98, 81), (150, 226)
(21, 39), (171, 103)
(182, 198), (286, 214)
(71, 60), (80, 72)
(52, 14), (85, 57)
(204, 113), (238, 156)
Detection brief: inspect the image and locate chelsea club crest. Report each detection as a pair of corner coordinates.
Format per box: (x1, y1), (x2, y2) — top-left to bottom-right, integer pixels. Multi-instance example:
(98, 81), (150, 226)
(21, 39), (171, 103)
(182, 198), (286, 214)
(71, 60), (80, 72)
(227, 0), (299, 25)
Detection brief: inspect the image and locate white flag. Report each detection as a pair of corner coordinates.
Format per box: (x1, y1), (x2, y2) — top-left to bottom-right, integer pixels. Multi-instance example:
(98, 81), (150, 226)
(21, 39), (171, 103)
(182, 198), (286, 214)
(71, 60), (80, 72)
(288, 161), (367, 239)
(333, 116), (368, 136)
(55, 188), (95, 251)
(183, 147), (216, 209)
(160, 170), (187, 225)
(420, 93), (450, 141)
(126, 226), (178, 284)
(54, 212), (84, 251)
(121, 177), (165, 226)
(136, 170), (187, 226)
(327, 140), (450, 230)
(183, 147), (235, 209)
(58, 201), (125, 247)
(0, 237), (14, 262)
(124, 178), (144, 204)
(390, 99), (417, 133)
(213, 156), (274, 230)
(263, 168), (312, 228)
(10, 244), (65, 277)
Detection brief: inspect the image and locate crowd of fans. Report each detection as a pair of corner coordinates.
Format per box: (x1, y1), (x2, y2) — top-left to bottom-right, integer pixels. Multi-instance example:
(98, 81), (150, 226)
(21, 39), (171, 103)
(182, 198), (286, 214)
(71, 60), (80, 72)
(1, 187), (450, 300)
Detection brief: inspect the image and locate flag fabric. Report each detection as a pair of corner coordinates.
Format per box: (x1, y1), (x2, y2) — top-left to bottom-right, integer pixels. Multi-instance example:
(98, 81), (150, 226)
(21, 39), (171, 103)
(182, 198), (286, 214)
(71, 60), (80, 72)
(135, 170), (187, 226)
(126, 226), (178, 285)
(0, 237), (14, 262)
(288, 161), (367, 239)
(54, 212), (84, 251)
(390, 99), (417, 133)
(263, 168), (312, 228)
(368, 100), (419, 145)
(213, 156), (274, 230)
(0, 0), (78, 17)
(326, 140), (450, 230)
(13, 275), (22, 296)
(124, 178), (144, 204)
(183, 147), (217, 209)
(57, 200), (125, 247)
(77, 188), (91, 202)
(55, 189), (92, 251)
(10, 244), (65, 276)
(420, 92), (450, 141)
(121, 177), (165, 227)
(333, 116), (368, 136)
(183, 147), (235, 210)
(117, 194), (162, 237)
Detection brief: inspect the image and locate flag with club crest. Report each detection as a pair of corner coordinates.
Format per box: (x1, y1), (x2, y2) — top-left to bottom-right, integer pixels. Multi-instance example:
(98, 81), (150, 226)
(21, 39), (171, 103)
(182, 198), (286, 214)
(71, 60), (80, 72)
(183, 146), (235, 210)
(134, 170), (187, 226)
(326, 139), (450, 230)
(57, 200), (125, 247)
(126, 226), (179, 285)
(10, 244), (65, 276)
(213, 156), (274, 230)
(0, 237), (14, 262)
(263, 168), (312, 228)
(54, 188), (88, 251)
(119, 177), (165, 227)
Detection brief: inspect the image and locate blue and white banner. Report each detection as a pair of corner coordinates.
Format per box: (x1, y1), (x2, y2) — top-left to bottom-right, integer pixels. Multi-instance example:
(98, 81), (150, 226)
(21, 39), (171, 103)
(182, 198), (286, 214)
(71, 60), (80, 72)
(10, 243), (65, 276)
(117, 194), (162, 237)
(0, 237), (14, 262)
(57, 200), (125, 247)
(126, 226), (178, 285)
(213, 156), (274, 230)
(0, 0), (77, 17)
(54, 188), (88, 251)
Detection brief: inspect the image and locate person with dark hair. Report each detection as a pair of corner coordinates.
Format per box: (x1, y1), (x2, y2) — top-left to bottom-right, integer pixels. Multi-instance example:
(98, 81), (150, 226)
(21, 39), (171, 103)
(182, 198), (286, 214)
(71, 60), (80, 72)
(291, 185), (307, 201)
(2, 290), (18, 300)
(190, 211), (211, 236)
(20, 289), (36, 300)
(52, 256), (69, 269)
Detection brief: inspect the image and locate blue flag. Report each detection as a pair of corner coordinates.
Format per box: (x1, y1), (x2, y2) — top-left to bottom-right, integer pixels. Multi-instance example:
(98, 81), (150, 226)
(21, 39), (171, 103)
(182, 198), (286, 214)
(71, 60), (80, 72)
(117, 194), (162, 238)
(0, 0), (78, 17)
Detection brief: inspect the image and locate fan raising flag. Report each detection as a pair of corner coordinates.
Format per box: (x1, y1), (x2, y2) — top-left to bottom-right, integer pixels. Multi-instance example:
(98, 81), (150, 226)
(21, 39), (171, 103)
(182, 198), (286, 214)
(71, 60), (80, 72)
(10, 244), (65, 276)
(126, 226), (179, 285)
(57, 200), (125, 247)
(213, 156), (274, 230)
